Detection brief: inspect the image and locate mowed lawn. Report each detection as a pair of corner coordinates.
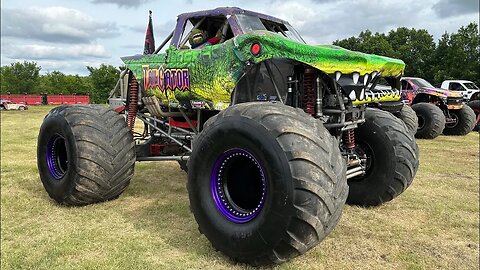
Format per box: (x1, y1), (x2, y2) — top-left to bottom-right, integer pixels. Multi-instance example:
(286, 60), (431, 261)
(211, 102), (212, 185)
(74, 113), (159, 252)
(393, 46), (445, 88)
(1, 105), (478, 270)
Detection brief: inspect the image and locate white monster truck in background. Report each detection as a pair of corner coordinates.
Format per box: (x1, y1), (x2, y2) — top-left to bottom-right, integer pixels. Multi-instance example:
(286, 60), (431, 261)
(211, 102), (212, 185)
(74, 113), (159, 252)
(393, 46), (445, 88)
(0, 100), (28, 111)
(441, 80), (480, 131)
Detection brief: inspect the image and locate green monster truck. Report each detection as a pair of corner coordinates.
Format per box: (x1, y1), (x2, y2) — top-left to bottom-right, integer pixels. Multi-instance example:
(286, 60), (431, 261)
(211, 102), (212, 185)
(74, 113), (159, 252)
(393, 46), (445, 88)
(37, 7), (419, 265)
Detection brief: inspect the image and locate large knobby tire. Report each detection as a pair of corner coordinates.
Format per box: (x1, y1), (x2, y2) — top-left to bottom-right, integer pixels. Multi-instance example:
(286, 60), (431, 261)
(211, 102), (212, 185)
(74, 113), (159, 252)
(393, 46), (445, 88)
(411, 102), (445, 139)
(394, 105), (418, 137)
(188, 102), (348, 265)
(467, 100), (480, 131)
(347, 108), (419, 207)
(37, 105), (135, 206)
(442, 106), (476, 135)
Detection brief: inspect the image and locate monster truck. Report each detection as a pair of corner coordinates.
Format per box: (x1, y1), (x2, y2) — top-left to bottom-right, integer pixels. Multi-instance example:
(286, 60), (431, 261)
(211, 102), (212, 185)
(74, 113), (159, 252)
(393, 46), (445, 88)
(401, 77), (476, 139)
(441, 80), (480, 131)
(0, 100), (28, 111)
(37, 7), (419, 265)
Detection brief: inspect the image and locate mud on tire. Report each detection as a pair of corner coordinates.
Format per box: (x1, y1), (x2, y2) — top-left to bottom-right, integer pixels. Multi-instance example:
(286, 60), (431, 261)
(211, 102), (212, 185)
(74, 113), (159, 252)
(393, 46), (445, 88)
(347, 108), (419, 207)
(187, 102), (348, 265)
(37, 105), (135, 206)
(443, 106), (476, 135)
(411, 102), (445, 139)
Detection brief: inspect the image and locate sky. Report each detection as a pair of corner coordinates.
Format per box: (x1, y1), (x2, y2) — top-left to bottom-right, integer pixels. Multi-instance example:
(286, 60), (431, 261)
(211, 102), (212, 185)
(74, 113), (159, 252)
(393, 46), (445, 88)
(1, 0), (478, 75)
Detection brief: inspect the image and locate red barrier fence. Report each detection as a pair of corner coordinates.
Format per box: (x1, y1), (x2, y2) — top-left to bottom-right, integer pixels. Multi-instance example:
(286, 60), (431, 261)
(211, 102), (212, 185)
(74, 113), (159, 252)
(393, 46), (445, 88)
(0, 94), (89, 105)
(46, 95), (90, 105)
(0, 94), (42, 105)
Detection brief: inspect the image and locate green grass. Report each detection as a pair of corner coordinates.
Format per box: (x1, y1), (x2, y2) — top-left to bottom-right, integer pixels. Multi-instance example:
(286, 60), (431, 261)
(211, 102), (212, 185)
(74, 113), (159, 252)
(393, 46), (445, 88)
(1, 106), (479, 269)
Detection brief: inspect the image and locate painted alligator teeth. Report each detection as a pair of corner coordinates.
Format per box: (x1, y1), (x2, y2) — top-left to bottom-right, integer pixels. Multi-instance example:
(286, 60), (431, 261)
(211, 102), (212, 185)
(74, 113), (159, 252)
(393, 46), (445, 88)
(335, 71), (342, 81)
(359, 89), (365, 100)
(349, 90), (357, 100)
(363, 74), (369, 85)
(352, 72), (360, 84)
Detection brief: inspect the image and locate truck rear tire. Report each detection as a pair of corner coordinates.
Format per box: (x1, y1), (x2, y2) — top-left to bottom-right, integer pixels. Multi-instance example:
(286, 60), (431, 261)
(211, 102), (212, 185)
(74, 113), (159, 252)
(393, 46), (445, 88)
(37, 105), (135, 206)
(187, 102), (347, 265)
(347, 108), (419, 207)
(467, 100), (480, 131)
(394, 105), (418, 137)
(443, 106), (476, 135)
(411, 102), (445, 139)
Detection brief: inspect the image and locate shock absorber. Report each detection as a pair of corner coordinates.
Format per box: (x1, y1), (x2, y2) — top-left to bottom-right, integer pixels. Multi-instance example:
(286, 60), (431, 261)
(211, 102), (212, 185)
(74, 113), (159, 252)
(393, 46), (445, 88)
(343, 128), (356, 150)
(127, 75), (139, 131)
(303, 69), (316, 115)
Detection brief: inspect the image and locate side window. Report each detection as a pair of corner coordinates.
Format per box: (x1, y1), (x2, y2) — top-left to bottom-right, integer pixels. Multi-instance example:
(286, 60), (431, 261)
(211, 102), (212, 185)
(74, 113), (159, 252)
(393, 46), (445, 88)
(179, 20), (194, 48)
(449, 82), (464, 91)
(178, 16), (233, 50)
(260, 19), (302, 42)
(402, 80), (412, 90)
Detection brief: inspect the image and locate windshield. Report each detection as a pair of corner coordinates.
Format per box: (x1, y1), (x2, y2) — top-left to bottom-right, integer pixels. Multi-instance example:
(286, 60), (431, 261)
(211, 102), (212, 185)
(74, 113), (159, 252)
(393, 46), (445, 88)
(235, 14), (305, 43)
(464, 83), (479, 90)
(409, 78), (434, 88)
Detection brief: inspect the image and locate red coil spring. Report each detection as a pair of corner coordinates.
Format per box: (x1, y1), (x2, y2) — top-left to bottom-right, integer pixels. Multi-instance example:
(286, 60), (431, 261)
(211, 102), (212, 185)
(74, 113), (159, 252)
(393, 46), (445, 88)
(343, 129), (356, 150)
(127, 76), (139, 131)
(303, 69), (316, 115)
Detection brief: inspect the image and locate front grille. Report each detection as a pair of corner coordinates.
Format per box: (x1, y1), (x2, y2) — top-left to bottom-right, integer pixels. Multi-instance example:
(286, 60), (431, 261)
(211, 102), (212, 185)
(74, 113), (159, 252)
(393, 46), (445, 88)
(447, 97), (463, 106)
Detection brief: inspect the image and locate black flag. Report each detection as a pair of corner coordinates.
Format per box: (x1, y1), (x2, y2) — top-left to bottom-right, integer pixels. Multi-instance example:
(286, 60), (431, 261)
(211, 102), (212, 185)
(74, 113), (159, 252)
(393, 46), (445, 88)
(144, 10), (155, 54)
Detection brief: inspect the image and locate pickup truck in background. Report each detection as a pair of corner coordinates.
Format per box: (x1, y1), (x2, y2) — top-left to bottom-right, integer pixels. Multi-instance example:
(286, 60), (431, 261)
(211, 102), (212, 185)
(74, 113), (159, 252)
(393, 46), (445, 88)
(441, 80), (480, 131)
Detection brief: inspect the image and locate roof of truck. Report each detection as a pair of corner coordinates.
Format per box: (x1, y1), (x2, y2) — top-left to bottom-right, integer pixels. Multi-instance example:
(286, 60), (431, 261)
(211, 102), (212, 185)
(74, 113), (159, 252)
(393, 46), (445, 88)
(442, 80), (474, 83)
(177, 7), (287, 25)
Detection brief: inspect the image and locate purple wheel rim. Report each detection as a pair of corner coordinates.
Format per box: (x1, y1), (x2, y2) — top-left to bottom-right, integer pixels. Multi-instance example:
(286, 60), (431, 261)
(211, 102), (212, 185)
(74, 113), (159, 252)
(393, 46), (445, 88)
(46, 135), (68, 180)
(210, 148), (266, 223)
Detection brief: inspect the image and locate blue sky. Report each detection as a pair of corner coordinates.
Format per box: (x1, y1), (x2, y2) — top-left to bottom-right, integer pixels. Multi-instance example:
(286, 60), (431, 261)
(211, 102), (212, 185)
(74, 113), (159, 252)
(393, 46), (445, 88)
(1, 0), (478, 75)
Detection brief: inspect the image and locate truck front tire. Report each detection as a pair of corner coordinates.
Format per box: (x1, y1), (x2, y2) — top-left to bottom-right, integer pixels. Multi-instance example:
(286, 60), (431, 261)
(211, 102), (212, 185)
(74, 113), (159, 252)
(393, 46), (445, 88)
(188, 102), (348, 265)
(411, 103), (445, 139)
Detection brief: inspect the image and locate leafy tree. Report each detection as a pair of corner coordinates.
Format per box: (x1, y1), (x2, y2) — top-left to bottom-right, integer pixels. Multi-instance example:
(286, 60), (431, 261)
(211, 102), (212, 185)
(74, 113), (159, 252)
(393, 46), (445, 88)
(87, 64), (120, 104)
(38, 72), (94, 95)
(0, 61), (41, 94)
(334, 31), (395, 57)
(386, 28), (436, 81)
(436, 23), (479, 86)
(333, 24), (480, 87)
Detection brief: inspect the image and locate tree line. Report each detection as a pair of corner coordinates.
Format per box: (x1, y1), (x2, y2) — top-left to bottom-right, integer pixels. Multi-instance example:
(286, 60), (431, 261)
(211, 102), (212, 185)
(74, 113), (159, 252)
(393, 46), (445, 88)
(333, 22), (479, 86)
(1, 22), (478, 104)
(0, 63), (120, 104)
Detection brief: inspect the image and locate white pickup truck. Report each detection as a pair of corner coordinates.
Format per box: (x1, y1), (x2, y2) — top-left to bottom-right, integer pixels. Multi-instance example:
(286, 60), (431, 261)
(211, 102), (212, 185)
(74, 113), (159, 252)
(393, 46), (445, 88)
(441, 80), (480, 102)
(441, 80), (480, 131)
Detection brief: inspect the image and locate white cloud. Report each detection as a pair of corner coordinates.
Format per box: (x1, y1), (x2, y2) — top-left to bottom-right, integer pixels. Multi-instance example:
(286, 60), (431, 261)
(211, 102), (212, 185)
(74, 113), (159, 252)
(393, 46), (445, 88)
(270, 2), (316, 28)
(91, 0), (153, 8)
(2, 6), (118, 43)
(6, 44), (110, 60)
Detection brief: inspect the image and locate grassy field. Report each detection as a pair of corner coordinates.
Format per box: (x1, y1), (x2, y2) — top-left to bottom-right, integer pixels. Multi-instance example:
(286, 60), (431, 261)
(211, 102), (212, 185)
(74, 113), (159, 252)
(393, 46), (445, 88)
(1, 105), (479, 270)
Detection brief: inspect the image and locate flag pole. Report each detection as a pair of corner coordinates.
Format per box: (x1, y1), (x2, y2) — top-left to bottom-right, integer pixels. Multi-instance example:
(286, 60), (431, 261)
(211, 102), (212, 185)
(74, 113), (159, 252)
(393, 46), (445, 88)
(144, 10), (155, 54)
